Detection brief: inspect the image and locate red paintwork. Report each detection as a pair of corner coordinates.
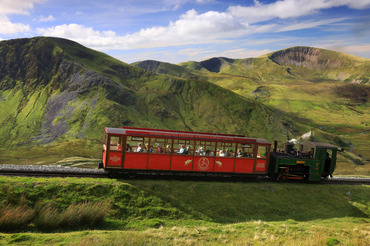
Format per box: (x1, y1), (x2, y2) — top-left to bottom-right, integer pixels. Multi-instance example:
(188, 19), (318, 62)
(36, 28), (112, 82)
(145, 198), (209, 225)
(170, 155), (194, 171)
(214, 157), (234, 173)
(148, 154), (171, 170)
(124, 152), (147, 169)
(287, 176), (304, 180)
(234, 158), (255, 173)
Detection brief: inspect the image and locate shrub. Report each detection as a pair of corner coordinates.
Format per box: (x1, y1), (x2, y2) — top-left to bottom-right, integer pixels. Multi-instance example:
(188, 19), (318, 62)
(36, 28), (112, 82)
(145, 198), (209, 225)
(35, 201), (110, 231)
(0, 205), (34, 231)
(326, 237), (340, 246)
(59, 201), (110, 229)
(34, 203), (62, 231)
(7, 234), (33, 244)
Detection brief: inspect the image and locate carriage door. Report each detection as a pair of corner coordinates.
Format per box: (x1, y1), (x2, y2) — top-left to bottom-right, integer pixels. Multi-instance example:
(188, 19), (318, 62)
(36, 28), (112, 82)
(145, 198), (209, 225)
(323, 148), (335, 176)
(107, 135), (125, 168)
(255, 145), (268, 173)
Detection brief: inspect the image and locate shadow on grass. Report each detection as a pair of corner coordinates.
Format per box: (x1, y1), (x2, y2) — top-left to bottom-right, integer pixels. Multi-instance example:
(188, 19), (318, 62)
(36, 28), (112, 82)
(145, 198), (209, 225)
(123, 177), (369, 223)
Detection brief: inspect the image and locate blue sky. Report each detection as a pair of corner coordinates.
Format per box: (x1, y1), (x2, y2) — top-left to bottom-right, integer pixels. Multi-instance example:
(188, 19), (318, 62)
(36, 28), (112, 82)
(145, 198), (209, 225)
(1, 0), (370, 63)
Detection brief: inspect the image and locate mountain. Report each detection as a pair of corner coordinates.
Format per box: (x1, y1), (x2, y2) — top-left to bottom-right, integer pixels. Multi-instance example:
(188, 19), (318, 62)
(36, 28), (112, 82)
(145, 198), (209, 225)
(134, 47), (370, 162)
(0, 37), (303, 154)
(131, 60), (199, 79)
(136, 47), (370, 84)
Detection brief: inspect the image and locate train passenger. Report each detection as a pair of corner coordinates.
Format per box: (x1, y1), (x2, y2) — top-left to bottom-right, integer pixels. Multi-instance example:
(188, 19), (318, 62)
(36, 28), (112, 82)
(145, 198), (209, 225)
(184, 145), (191, 154)
(205, 149), (211, 156)
(225, 149), (231, 157)
(219, 149), (225, 156)
(197, 146), (205, 155)
(242, 152), (250, 157)
(117, 144), (122, 151)
(165, 145), (171, 154)
(157, 145), (163, 153)
(145, 143), (152, 153)
(126, 144), (132, 152)
(137, 143), (143, 152)
(178, 144), (186, 154)
(237, 149), (242, 157)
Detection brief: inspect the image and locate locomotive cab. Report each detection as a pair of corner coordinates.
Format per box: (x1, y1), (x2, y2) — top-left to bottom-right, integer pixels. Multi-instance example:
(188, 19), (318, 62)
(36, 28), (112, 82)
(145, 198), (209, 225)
(269, 141), (338, 181)
(304, 142), (337, 179)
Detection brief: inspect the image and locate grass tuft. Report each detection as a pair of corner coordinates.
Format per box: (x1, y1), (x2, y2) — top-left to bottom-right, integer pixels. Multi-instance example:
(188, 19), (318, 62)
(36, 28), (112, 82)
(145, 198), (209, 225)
(0, 205), (34, 231)
(35, 201), (110, 231)
(326, 237), (340, 246)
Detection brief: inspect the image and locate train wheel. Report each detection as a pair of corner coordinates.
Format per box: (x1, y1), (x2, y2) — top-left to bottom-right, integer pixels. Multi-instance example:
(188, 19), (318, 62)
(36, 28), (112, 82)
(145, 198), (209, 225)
(128, 173), (137, 179)
(277, 173), (285, 181)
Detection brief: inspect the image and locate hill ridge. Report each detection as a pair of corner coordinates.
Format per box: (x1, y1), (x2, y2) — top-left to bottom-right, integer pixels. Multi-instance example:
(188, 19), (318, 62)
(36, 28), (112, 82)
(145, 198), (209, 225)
(0, 37), (303, 150)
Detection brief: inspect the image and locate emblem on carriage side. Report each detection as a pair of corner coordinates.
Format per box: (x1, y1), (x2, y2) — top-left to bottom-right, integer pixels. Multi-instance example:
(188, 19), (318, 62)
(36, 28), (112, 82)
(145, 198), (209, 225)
(198, 157), (209, 170)
(110, 156), (121, 162)
(256, 162), (265, 168)
(185, 160), (192, 166)
(216, 161), (222, 167)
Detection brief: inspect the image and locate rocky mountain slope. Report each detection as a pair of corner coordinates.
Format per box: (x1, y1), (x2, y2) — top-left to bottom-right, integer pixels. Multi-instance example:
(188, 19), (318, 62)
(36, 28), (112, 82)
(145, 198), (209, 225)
(0, 37), (303, 150)
(136, 46), (370, 84)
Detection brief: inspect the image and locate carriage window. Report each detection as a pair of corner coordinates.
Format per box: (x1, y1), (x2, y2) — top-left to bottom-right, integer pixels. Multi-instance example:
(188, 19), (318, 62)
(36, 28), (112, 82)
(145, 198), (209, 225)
(216, 142), (236, 157)
(151, 138), (173, 154)
(109, 136), (122, 151)
(237, 144), (254, 158)
(173, 139), (194, 155)
(257, 145), (267, 158)
(195, 141), (216, 156)
(126, 136), (150, 153)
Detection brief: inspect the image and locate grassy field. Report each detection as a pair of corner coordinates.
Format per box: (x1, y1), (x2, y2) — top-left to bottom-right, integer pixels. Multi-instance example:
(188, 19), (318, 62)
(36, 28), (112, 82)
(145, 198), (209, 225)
(0, 176), (369, 245)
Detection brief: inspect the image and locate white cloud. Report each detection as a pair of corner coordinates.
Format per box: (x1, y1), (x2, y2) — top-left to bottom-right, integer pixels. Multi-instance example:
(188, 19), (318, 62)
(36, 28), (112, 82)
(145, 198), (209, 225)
(318, 41), (370, 58)
(37, 24), (118, 46)
(0, 0), (44, 15)
(37, 9), (247, 50)
(228, 0), (370, 23)
(335, 44), (370, 57)
(0, 0), (43, 34)
(276, 17), (348, 32)
(37, 15), (55, 22)
(0, 16), (30, 34)
(178, 48), (212, 57)
(217, 48), (272, 59)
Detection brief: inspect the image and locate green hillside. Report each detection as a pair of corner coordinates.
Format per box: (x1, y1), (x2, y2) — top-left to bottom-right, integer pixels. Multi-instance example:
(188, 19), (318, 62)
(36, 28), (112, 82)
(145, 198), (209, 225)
(132, 60), (199, 79)
(0, 176), (369, 245)
(0, 37), (307, 162)
(134, 47), (370, 167)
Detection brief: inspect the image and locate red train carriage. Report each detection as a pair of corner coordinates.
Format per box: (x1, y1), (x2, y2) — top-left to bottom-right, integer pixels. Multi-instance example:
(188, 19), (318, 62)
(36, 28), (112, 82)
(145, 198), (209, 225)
(101, 127), (271, 176)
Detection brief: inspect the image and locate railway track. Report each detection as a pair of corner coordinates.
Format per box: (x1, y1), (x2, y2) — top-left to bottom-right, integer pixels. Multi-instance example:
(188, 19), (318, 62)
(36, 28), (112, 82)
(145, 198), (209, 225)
(0, 164), (107, 178)
(0, 164), (369, 185)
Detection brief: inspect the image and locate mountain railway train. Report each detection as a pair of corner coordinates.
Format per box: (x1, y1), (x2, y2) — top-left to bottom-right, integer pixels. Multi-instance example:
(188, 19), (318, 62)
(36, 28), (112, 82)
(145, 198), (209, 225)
(99, 127), (338, 181)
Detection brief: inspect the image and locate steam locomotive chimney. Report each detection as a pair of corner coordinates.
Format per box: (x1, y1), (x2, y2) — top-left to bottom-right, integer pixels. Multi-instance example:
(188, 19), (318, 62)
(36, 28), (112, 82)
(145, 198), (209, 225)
(273, 141), (278, 152)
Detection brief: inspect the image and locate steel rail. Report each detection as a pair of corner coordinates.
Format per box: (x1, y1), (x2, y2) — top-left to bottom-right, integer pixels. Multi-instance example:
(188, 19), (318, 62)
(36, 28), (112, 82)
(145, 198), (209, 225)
(0, 165), (369, 185)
